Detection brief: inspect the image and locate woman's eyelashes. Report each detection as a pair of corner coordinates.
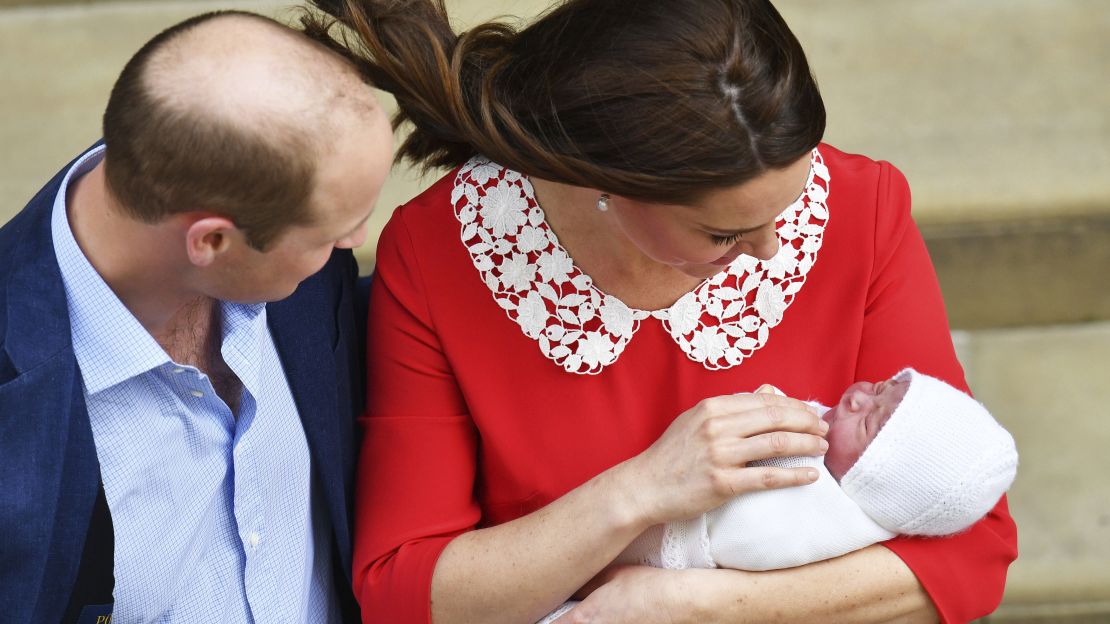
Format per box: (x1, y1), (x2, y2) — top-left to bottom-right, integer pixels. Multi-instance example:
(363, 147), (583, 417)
(710, 232), (743, 246)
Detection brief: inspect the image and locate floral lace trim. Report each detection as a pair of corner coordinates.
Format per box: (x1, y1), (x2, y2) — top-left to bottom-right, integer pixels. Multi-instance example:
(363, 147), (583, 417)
(660, 516), (715, 570)
(452, 149), (830, 374)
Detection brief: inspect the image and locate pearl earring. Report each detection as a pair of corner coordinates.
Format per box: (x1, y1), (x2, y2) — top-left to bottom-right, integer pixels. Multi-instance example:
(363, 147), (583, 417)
(597, 194), (610, 212)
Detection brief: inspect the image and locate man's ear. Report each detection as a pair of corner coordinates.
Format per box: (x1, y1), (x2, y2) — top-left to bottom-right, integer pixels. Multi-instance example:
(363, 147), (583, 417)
(184, 215), (239, 267)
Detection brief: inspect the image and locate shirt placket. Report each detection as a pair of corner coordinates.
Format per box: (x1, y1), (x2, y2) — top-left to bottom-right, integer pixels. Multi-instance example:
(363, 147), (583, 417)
(162, 361), (251, 621)
(234, 392), (270, 623)
(223, 313), (274, 622)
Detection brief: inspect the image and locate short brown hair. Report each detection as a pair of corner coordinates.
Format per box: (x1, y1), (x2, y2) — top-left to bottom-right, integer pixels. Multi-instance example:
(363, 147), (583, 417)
(102, 11), (316, 250)
(303, 0), (824, 204)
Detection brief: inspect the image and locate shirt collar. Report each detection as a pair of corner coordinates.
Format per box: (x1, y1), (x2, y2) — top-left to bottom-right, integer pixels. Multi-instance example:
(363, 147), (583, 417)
(452, 148), (831, 374)
(52, 146), (172, 394)
(219, 299), (268, 398)
(53, 147), (275, 397)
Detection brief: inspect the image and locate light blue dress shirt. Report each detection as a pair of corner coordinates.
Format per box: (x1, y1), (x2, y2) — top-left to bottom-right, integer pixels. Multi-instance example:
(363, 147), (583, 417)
(51, 146), (337, 623)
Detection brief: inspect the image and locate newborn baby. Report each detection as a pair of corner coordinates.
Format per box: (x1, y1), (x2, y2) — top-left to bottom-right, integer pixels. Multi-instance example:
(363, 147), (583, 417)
(622, 368), (1020, 572)
(539, 369), (1018, 623)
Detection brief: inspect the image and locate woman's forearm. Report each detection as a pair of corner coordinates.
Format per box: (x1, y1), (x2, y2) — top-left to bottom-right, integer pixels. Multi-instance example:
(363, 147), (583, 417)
(429, 465), (647, 624)
(429, 391), (828, 624)
(690, 545), (938, 624)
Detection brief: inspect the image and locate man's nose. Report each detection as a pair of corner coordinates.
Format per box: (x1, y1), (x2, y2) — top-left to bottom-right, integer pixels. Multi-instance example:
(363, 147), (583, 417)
(336, 223), (369, 250)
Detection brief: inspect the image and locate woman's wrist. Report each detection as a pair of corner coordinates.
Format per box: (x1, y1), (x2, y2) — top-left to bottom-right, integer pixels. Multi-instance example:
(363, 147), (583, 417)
(665, 568), (726, 624)
(673, 568), (747, 624)
(593, 456), (658, 535)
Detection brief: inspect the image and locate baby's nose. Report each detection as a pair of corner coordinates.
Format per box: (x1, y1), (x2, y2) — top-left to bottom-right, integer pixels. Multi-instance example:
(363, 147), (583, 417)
(845, 385), (877, 412)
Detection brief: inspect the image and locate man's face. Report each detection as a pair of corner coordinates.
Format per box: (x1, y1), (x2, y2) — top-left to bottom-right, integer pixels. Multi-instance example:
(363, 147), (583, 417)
(823, 377), (910, 481)
(213, 109), (392, 303)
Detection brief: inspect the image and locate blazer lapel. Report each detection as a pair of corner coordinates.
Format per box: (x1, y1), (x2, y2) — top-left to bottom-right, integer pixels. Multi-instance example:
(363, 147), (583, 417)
(1, 169), (101, 622)
(267, 272), (351, 571)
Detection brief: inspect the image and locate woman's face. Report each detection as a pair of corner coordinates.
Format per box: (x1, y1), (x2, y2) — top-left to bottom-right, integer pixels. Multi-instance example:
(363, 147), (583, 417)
(606, 154), (811, 279)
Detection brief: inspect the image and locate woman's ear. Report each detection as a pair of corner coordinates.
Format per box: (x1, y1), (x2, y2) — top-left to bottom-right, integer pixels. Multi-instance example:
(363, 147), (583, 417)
(184, 215), (239, 267)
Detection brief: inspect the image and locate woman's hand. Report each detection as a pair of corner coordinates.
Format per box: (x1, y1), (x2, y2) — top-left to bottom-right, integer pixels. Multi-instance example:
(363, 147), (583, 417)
(613, 391), (828, 527)
(555, 565), (699, 624)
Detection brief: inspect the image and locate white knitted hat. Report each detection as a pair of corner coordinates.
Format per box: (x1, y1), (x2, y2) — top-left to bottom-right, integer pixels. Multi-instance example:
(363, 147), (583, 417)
(840, 369), (1018, 536)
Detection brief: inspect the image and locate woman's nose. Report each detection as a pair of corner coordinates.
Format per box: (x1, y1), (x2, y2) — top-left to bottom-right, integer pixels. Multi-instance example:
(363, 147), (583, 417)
(746, 227), (780, 261)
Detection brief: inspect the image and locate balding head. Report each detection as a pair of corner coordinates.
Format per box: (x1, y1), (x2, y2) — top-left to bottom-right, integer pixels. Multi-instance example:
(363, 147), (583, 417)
(144, 13), (374, 143)
(103, 10), (382, 250)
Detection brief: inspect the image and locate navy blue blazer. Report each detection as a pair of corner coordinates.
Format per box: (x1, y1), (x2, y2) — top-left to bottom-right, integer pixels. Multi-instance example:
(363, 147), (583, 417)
(0, 149), (364, 622)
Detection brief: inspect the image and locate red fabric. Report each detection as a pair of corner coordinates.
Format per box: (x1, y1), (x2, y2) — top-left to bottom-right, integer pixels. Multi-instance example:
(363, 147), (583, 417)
(356, 144), (1018, 623)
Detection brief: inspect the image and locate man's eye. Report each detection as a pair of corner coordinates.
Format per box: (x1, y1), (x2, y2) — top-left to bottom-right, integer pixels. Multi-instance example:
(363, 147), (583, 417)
(711, 233), (742, 246)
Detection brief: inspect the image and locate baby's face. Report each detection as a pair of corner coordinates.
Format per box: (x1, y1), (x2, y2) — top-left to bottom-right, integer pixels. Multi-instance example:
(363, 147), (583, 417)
(823, 377), (910, 481)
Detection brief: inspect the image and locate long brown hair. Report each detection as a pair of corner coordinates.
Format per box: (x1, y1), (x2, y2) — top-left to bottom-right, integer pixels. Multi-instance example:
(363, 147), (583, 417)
(302, 0), (824, 204)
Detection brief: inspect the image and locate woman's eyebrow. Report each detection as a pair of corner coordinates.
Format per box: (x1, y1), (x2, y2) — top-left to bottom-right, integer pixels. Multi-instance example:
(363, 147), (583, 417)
(698, 223), (767, 236)
(698, 177), (810, 236)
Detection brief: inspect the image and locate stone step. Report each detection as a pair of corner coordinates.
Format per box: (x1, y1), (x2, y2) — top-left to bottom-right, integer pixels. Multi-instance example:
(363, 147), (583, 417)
(955, 321), (1110, 620)
(2, 0), (1107, 328)
(986, 605), (1110, 624)
(1, 0), (1106, 225)
(1, 2), (1108, 617)
(924, 213), (1110, 329)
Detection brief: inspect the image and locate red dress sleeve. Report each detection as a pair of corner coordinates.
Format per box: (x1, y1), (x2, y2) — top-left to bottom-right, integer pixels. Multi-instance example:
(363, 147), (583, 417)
(853, 162), (1018, 623)
(354, 205), (480, 623)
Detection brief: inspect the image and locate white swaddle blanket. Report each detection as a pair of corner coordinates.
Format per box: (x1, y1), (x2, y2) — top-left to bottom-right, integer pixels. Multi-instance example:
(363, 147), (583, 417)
(652, 455), (895, 571)
(537, 457), (892, 623)
(537, 372), (1018, 622)
(614, 398), (895, 572)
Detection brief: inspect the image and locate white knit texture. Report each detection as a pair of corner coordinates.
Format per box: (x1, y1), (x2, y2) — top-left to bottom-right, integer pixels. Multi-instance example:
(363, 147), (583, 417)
(841, 369), (1019, 536)
(614, 455), (894, 572)
(558, 373), (1017, 623)
(613, 523), (666, 568)
(705, 456), (895, 570)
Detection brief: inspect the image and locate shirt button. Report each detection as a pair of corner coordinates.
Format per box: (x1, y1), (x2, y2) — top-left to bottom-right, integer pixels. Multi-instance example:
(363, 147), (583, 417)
(190, 390), (204, 398)
(172, 367), (185, 374)
(247, 532), (261, 548)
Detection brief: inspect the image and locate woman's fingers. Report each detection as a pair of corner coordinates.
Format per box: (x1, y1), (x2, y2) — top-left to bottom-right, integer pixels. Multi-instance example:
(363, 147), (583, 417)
(754, 383), (786, 396)
(719, 465), (822, 494)
(696, 394), (827, 439)
(694, 394), (828, 476)
(742, 430), (828, 463)
(621, 390), (830, 526)
(750, 429), (829, 458)
(707, 430), (828, 467)
(699, 391), (819, 419)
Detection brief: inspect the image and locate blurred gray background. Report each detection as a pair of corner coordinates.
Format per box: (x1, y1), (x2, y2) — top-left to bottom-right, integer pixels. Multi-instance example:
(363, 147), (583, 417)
(1, 1), (1107, 621)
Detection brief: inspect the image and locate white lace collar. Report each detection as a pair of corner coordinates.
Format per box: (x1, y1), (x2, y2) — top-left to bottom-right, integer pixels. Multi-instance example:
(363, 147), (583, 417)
(451, 148), (830, 374)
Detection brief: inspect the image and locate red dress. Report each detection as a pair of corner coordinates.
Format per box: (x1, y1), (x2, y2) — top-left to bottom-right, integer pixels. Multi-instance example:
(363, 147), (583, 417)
(358, 144), (1018, 623)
